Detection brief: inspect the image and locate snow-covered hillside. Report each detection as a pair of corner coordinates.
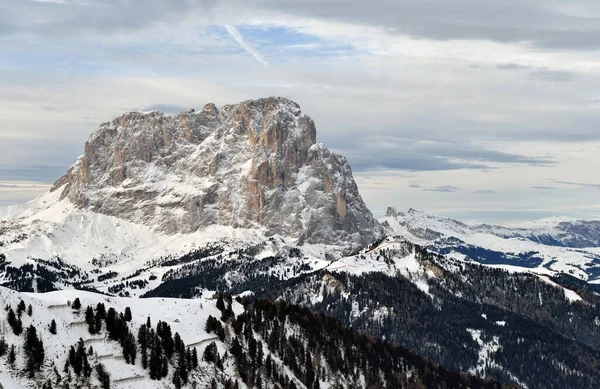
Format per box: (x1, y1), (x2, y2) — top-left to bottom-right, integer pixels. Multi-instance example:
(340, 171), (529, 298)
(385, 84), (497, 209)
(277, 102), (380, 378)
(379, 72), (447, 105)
(0, 286), (233, 388)
(0, 185), (338, 297)
(0, 285), (502, 389)
(382, 207), (600, 281)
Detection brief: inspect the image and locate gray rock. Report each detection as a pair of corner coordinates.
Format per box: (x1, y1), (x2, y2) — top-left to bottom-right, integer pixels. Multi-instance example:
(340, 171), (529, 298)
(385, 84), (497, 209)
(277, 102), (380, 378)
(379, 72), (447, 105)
(52, 97), (384, 249)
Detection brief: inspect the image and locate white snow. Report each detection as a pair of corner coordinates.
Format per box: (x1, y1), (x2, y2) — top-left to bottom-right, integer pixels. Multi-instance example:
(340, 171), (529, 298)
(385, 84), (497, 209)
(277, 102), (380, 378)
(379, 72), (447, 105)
(0, 286), (232, 389)
(537, 275), (583, 302)
(327, 238), (433, 297)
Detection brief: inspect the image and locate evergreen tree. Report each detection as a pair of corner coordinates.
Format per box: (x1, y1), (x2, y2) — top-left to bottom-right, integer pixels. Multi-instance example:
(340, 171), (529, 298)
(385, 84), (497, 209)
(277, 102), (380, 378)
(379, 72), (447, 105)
(17, 299), (26, 316)
(0, 337), (7, 357)
(124, 307), (132, 322)
(177, 348), (188, 384)
(49, 319), (57, 335)
(72, 298), (81, 310)
(24, 325), (45, 378)
(191, 347), (198, 369)
(7, 308), (23, 335)
(172, 373), (181, 389)
(8, 344), (16, 366)
(149, 343), (162, 380)
(204, 341), (219, 364)
(216, 295), (225, 311)
(138, 324), (148, 369)
(95, 363), (111, 389)
(85, 305), (96, 334)
(95, 302), (106, 332)
(27, 304), (32, 316)
(105, 308), (116, 338)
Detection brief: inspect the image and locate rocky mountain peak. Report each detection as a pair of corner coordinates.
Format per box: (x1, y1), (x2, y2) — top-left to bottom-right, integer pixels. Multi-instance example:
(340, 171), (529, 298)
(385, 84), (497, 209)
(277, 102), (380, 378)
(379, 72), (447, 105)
(385, 206), (400, 217)
(51, 97), (383, 248)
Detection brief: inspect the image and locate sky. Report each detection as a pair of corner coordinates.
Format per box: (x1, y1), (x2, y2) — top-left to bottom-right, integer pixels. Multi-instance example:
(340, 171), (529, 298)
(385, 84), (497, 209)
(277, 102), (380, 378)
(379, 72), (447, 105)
(1, 0), (600, 223)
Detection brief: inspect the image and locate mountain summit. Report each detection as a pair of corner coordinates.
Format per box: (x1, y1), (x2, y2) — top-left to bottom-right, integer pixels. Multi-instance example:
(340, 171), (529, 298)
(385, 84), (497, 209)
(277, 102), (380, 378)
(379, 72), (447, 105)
(50, 97), (382, 247)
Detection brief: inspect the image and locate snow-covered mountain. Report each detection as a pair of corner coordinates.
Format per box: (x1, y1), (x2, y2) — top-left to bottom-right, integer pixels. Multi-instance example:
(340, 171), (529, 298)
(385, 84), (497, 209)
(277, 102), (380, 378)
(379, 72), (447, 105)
(0, 97), (386, 295)
(51, 97), (381, 247)
(382, 207), (600, 282)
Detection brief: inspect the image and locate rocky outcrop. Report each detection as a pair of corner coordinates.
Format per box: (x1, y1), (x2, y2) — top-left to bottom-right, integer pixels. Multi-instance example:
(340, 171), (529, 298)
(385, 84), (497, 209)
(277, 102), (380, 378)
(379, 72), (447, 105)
(52, 97), (384, 248)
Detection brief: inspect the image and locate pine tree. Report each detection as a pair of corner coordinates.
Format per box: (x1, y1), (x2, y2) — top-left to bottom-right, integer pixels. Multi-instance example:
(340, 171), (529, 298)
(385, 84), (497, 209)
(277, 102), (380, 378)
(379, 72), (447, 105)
(85, 305), (96, 334)
(192, 347), (198, 369)
(172, 373), (182, 389)
(27, 304), (32, 316)
(8, 344), (16, 366)
(95, 363), (111, 389)
(7, 308), (23, 335)
(204, 341), (219, 363)
(0, 337), (7, 357)
(17, 299), (26, 316)
(49, 319), (57, 335)
(177, 348), (188, 384)
(95, 303), (106, 332)
(72, 298), (81, 310)
(138, 324), (148, 369)
(124, 307), (132, 322)
(149, 344), (162, 380)
(24, 325), (45, 378)
(216, 295), (225, 311)
(106, 308), (117, 338)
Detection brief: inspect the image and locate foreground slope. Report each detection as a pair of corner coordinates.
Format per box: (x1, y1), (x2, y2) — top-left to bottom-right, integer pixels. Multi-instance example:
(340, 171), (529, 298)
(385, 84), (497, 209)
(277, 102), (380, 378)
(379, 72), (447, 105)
(0, 286), (507, 389)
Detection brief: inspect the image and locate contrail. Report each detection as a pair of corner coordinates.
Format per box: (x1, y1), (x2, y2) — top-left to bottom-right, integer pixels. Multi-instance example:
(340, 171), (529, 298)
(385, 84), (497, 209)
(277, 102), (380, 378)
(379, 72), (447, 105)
(224, 25), (269, 66)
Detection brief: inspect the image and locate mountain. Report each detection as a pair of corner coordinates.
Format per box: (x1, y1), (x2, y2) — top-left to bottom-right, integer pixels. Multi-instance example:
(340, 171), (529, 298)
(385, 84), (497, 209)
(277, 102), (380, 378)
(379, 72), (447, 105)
(0, 97), (384, 295)
(382, 207), (600, 282)
(0, 286), (508, 389)
(51, 96), (381, 247)
(383, 207), (600, 248)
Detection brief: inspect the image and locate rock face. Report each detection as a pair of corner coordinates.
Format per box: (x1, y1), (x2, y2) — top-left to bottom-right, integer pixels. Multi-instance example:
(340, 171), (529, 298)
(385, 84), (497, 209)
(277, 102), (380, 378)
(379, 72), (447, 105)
(52, 97), (383, 247)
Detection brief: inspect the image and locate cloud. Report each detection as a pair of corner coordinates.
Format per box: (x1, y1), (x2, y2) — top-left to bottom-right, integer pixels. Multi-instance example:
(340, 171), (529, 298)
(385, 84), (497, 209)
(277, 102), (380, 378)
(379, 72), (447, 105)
(1, 0), (600, 223)
(496, 63), (532, 70)
(140, 104), (190, 114)
(496, 63), (577, 82)
(553, 180), (600, 189)
(423, 185), (461, 193)
(530, 69), (576, 82)
(2, 0), (600, 51)
(224, 25), (269, 65)
(335, 136), (554, 172)
(0, 167), (68, 183)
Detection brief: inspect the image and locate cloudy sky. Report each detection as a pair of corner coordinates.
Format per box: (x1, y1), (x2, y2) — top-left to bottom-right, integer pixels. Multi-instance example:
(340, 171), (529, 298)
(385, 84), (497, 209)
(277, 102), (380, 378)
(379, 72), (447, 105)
(2, 0), (600, 223)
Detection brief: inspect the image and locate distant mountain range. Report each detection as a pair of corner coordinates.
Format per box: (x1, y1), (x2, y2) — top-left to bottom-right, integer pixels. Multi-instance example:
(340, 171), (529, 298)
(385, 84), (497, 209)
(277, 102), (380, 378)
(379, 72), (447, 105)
(382, 207), (600, 282)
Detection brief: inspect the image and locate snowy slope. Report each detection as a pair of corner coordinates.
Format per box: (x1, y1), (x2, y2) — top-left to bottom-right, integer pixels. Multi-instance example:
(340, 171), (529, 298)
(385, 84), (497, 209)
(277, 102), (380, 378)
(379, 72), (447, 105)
(0, 185), (339, 297)
(0, 285), (233, 389)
